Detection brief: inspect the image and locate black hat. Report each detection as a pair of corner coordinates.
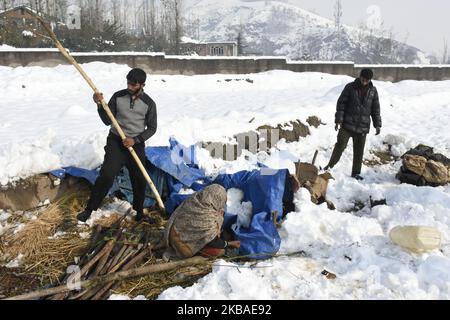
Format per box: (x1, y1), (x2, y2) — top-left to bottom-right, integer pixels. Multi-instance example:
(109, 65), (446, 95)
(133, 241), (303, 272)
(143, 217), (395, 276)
(127, 68), (147, 84)
(360, 68), (374, 80)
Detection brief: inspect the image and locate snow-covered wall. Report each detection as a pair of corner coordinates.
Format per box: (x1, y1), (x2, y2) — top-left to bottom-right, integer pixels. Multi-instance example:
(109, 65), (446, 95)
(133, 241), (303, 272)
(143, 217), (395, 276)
(1, 50), (450, 82)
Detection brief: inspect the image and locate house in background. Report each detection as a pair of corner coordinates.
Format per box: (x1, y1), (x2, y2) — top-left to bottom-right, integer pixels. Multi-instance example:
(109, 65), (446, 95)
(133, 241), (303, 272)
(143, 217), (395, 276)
(181, 37), (238, 56)
(0, 5), (65, 47)
(66, 4), (81, 30)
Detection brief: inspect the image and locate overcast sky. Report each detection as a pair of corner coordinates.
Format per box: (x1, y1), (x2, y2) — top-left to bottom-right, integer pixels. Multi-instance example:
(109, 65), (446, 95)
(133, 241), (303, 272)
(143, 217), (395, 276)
(287, 0), (450, 55)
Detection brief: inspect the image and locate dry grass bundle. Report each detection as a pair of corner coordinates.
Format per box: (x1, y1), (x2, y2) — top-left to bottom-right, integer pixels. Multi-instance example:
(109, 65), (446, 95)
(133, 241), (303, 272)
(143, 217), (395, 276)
(4, 205), (65, 259)
(20, 234), (89, 284)
(0, 236), (4, 256)
(113, 258), (213, 299)
(2, 191), (90, 285)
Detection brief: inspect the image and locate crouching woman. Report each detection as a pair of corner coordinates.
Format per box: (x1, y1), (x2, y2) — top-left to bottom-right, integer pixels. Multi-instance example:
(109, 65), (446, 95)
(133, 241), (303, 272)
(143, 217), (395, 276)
(163, 184), (240, 259)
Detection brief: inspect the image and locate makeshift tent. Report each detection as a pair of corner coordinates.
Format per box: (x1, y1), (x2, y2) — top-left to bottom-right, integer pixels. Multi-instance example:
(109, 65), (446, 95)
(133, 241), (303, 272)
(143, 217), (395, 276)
(50, 138), (294, 259)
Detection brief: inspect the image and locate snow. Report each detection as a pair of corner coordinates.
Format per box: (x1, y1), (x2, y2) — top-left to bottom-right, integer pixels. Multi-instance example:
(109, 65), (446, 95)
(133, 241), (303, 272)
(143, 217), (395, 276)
(0, 46), (61, 52)
(415, 52), (432, 65)
(181, 36), (201, 44)
(80, 198), (134, 228)
(187, 0), (334, 30)
(0, 44), (17, 51)
(289, 60), (354, 65)
(226, 188), (253, 228)
(6, 254), (24, 268)
(1, 62), (450, 299)
(165, 55), (285, 60)
(158, 192), (450, 300)
(22, 30), (35, 38)
(78, 232), (90, 239)
(0, 211), (12, 236)
(47, 231), (67, 239)
(356, 64), (450, 68)
(179, 187), (195, 195)
(72, 52), (165, 56)
(0, 211), (10, 222)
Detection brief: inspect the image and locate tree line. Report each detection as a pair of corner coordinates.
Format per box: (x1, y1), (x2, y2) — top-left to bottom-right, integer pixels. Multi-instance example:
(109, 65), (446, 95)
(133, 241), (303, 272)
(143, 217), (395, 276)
(1, 0), (185, 53)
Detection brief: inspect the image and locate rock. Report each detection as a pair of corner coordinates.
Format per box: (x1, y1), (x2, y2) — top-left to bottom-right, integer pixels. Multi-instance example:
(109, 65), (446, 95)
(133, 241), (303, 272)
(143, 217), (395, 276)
(321, 270), (337, 280)
(306, 116), (324, 128)
(203, 119), (311, 160)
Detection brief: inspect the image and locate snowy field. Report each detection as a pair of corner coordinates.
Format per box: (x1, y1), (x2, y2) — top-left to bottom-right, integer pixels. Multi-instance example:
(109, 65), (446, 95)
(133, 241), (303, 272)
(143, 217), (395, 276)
(1, 62), (450, 299)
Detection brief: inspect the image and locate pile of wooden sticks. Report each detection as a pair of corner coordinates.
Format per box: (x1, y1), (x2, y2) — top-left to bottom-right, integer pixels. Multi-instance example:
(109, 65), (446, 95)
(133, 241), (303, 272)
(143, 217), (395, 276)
(47, 213), (156, 300)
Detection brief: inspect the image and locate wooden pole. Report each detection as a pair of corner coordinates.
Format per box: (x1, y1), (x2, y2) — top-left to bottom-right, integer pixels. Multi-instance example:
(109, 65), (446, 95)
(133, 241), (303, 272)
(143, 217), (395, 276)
(312, 150), (318, 166)
(32, 14), (165, 212)
(3, 256), (209, 300)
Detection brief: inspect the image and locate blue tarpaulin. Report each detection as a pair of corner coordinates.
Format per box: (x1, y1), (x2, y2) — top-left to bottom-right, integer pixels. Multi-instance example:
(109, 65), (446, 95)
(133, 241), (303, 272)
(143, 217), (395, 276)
(49, 138), (292, 259)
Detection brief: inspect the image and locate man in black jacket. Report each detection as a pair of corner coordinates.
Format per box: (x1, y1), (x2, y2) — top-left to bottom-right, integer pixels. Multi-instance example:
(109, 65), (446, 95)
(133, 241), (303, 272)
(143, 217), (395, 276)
(77, 68), (157, 222)
(324, 69), (382, 180)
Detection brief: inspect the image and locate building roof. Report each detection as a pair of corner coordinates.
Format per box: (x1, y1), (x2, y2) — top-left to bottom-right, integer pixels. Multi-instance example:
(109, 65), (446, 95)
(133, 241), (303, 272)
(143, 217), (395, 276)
(0, 5), (61, 23)
(181, 36), (238, 46)
(0, 5), (40, 17)
(203, 41), (238, 45)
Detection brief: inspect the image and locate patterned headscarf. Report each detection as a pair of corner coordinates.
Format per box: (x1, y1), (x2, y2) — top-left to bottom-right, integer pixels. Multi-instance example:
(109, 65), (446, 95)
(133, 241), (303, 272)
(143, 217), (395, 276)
(164, 184), (227, 256)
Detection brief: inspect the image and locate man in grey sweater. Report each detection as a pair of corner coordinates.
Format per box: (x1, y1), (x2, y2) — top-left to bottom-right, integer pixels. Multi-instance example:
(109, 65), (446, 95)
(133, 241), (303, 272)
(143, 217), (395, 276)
(77, 68), (157, 222)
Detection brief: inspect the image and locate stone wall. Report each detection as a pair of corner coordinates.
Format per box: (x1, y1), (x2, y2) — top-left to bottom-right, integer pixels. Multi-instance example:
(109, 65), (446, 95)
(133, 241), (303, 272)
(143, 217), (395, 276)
(1, 50), (450, 82)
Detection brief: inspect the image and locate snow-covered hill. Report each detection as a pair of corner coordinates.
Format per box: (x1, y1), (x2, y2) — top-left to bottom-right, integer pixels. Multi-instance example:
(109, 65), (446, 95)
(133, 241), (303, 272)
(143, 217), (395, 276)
(184, 0), (429, 64)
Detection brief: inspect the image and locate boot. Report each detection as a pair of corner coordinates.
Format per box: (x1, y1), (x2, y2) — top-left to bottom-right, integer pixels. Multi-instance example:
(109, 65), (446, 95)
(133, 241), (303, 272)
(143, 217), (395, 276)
(77, 209), (92, 222)
(135, 211), (156, 224)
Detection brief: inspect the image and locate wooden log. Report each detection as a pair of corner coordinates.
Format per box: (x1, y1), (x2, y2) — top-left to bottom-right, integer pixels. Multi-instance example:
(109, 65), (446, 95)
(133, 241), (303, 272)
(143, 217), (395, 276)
(120, 246), (153, 271)
(72, 246), (148, 300)
(4, 256), (209, 300)
(70, 233), (123, 299)
(103, 245), (127, 273)
(68, 288), (91, 300)
(66, 245), (137, 301)
(101, 256), (116, 275)
(67, 239), (111, 283)
(91, 283), (114, 301)
(110, 245), (129, 267)
(91, 248), (139, 300)
(91, 239), (117, 277)
(110, 248), (137, 273)
(96, 246), (153, 300)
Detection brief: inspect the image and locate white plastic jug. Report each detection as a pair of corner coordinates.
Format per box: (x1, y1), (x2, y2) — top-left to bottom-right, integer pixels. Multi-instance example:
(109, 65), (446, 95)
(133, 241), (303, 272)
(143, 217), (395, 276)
(389, 226), (442, 254)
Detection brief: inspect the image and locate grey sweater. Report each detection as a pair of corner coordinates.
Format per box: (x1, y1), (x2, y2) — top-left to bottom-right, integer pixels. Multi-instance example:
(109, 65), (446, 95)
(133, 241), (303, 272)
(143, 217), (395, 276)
(97, 89), (157, 144)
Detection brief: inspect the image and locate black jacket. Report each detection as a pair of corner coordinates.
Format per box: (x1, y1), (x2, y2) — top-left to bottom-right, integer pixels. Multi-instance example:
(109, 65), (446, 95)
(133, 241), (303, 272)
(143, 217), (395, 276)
(335, 79), (382, 134)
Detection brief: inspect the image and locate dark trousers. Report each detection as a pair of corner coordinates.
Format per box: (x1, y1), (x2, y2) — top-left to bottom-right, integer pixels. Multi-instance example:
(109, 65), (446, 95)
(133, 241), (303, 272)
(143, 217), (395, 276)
(86, 134), (147, 214)
(327, 128), (367, 175)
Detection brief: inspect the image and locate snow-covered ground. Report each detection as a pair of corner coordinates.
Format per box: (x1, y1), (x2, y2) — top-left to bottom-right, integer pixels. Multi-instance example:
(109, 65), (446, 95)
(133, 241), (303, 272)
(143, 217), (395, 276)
(1, 62), (450, 299)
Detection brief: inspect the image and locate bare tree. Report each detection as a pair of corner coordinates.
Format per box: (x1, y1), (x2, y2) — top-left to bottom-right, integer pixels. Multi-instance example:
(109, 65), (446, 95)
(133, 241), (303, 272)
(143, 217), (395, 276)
(333, 0), (343, 59)
(442, 38), (448, 64)
(111, 0), (120, 24)
(54, 0), (68, 22)
(159, 0), (183, 54)
(174, 0), (182, 54)
(149, 0), (156, 37)
(296, 18), (306, 59)
(384, 27), (395, 62)
(237, 20), (246, 56)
